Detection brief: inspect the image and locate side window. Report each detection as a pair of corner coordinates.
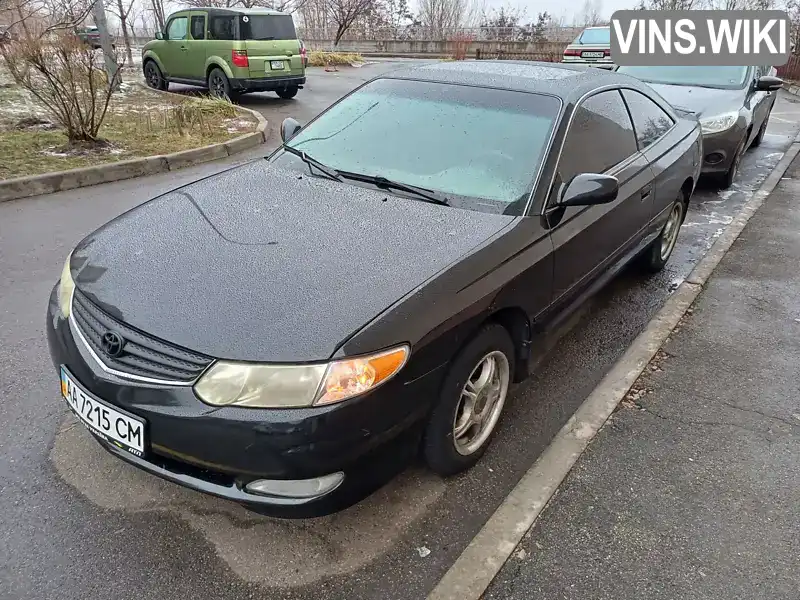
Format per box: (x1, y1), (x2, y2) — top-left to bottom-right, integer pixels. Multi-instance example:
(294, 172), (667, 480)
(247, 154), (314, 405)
(621, 89), (675, 150)
(209, 16), (236, 40)
(558, 90), (638, 186)
(167, 16), (188, 41)
(190, 15), (206, 40)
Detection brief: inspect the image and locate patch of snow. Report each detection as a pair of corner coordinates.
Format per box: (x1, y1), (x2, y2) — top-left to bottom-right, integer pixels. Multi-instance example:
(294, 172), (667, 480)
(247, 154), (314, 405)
(42, 150), (70, 157)
(717, 190), (736, 200)
(416, 546), (431, 558)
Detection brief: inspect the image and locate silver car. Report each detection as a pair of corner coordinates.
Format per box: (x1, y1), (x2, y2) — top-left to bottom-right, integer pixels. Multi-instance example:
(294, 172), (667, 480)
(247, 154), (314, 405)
(562, 26), (613, 69)
(617, 65), (783, 188)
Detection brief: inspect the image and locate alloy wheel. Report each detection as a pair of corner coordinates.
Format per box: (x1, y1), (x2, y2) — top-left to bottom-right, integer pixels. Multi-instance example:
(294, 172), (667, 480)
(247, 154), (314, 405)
(210, 74), (226, 98)
(452, 350), (510, 456)
(145, 63), (160, 88)
(660, 202), (683, 261)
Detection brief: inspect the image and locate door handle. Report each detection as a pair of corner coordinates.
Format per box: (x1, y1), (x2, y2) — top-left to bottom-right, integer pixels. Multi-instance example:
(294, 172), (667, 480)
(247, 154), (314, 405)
(641, 185), (653, 200)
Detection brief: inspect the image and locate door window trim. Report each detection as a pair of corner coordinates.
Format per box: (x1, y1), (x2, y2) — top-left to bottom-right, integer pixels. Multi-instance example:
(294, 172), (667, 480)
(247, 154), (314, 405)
(542, 85), (641, 211)
(166, 15), (189, 41)
(189, 13), (207, 41)
(619, 87), (677, 152)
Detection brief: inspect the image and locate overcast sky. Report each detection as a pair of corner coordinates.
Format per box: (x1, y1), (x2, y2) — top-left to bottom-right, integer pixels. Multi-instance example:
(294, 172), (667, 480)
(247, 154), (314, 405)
(473, 0), (634, 24)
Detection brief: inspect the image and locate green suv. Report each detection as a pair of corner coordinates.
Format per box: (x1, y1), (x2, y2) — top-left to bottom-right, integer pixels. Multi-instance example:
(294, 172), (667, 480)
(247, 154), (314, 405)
(142, 8), (306, 99)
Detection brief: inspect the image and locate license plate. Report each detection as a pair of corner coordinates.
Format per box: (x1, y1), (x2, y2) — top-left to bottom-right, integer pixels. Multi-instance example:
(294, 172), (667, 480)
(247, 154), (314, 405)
(270, 60), (284, 70)
(60, 367), (146, 456)
(581, 51), (605, 58)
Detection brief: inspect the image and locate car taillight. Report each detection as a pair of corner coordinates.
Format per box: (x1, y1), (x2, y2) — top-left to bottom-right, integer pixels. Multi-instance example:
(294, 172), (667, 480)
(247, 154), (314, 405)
(232, 49), (249, 68)
(563, 48), (580, 56)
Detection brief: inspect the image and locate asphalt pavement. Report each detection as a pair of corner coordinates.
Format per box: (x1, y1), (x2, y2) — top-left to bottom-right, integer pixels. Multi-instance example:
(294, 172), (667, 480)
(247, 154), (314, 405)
(485, 153), (800, 600)
(1, 63), (799, 600)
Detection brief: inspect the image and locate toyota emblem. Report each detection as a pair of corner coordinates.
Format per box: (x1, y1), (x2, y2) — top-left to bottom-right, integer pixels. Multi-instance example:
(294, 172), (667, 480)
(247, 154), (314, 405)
(101, 331), (125, 358)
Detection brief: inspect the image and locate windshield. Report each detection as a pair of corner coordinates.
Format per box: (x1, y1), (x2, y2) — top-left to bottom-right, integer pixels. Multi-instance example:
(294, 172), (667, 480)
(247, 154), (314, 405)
(577, 27), (610, 45)
(277, 78), (561, 214)
(616, 65), (749, 89)
(240, 15), (296, 40)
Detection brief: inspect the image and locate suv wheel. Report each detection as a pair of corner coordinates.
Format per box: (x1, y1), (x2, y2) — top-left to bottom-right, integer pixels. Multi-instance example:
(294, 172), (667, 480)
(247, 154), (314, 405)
(144, 60), (167, 91)
(208, 68), (233, 99)
(276, 86), (298, 99)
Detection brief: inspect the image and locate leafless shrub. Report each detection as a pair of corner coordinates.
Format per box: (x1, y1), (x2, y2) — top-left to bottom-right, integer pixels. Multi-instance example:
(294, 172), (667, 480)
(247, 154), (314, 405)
(0, 32), (121, 143)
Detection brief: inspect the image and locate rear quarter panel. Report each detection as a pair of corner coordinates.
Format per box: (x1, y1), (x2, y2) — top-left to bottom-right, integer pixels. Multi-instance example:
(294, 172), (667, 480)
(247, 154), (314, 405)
(645, 118), (701, 234)
(203, 42), (238, 79)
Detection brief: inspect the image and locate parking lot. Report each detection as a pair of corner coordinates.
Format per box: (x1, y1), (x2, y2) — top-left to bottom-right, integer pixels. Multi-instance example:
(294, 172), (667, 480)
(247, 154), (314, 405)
(2, 62), (800, 600)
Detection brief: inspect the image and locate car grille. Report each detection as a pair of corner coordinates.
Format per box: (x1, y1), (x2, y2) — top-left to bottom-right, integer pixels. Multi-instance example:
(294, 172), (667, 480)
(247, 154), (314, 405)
(71, 289), (213, 384)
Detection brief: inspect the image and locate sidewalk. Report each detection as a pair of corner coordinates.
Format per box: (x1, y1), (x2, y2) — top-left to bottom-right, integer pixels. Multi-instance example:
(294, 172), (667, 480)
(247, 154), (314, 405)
(485, 159), (800, 599)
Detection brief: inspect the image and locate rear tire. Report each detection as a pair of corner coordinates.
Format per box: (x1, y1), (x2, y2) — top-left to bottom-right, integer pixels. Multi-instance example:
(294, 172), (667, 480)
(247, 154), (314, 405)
(423, 324), (515, 476)
(208, 67), (233, 99)
(276, 86), (298, 99)
(639, 192), (686, 273)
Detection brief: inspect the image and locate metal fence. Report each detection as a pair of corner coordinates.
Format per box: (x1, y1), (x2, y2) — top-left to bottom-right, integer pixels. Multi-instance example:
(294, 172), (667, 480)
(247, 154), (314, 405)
(296, 25), (582, 43)
(777, 55), (800, 81)
(475, 48), (561, 62)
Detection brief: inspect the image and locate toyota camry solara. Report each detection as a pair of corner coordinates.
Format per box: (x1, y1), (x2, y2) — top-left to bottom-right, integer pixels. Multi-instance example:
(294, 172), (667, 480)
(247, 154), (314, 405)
(47, 62), (701, 517)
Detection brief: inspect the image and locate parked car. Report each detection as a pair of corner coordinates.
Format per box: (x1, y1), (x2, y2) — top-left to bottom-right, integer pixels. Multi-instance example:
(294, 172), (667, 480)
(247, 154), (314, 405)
(616, 65), (783, 188)
(47, 62), (701, 517)
(562, 26), (613, 69)
(74, 26), (115, 50)
(142, 7), (306, 99)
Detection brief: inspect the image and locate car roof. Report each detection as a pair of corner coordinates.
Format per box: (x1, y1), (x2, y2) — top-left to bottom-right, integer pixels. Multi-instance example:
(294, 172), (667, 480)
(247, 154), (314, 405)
(380, 61), (642, 102)
(184, 6), (288, 15)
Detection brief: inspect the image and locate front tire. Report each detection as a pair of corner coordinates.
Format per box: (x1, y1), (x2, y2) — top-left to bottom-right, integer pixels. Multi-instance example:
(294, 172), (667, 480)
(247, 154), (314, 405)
(720, 136), (746, 189)
(143, 60), (167, 91)
(276, 86), (298, 99)
(639, 193), (686, 273)
(750, 113), (770, 148)
(423, 324), (514, 476)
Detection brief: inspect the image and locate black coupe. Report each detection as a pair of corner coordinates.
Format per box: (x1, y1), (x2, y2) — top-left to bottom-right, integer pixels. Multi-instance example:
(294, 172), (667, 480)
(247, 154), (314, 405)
(47, 62), (701, 516)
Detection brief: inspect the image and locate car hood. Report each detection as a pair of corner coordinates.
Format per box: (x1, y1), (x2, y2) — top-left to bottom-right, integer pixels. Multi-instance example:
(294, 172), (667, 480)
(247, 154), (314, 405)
(72, 161), (514, 362)
(647, 83), (744, 119)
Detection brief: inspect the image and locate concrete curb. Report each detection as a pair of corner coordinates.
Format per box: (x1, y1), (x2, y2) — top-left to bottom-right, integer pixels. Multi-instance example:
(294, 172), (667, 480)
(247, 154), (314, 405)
(0, 85), (267, 203)
(428, 135), (800, 600)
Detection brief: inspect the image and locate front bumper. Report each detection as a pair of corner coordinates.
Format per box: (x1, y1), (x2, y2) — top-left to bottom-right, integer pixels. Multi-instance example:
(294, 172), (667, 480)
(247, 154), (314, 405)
(46, 286), (444, 517)
(231, 75), (306, 92)
(700, 123), (747, 175)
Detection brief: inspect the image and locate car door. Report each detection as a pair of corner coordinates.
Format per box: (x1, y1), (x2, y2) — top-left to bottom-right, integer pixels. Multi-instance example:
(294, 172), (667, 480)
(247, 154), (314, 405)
(545, 89), (655, 307)
(162, 13), (190, 78)
(620, 88), (683, 234)
(186, 12), (209, 80)
(748, 66), (772, 142)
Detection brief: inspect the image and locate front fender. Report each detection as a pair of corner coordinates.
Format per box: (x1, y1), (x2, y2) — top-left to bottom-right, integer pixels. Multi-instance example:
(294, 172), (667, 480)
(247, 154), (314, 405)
(142, 50), (166, 75)
(205, 57), (234, 80)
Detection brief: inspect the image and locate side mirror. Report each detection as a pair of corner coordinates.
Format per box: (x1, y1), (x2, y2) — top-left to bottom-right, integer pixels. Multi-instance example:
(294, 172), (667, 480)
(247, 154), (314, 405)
(155, 31), (164, 40)
(280, 117), (302, 143)
(560, 173), (619, 207)
(756, 75), (783, 92)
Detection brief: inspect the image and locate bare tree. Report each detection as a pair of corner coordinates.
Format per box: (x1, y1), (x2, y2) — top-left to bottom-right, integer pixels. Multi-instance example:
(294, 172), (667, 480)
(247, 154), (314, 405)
(326, 0), (372, 45)
(149, 0), (164, 30)
(106, 0), (134, 65)
(417, 0), (481, 37)
(574, 0), (602, 27)
(1, 31), (121, 142)
(180, 0), (307, 10)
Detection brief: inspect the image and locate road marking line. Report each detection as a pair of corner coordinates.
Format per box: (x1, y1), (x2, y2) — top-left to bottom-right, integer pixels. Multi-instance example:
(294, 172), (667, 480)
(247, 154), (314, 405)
(427, 133), (800, 600)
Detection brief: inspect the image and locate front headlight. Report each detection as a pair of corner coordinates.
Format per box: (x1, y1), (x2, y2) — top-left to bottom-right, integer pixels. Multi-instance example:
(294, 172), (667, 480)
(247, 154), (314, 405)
(58, 252), (75, 319)
(700, 112), (739, 134)
(194, 345), (409, 409)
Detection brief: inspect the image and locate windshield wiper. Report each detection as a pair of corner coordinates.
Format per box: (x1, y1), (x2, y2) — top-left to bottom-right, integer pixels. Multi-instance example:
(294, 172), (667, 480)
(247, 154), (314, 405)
(282, 145), (342, 182)
(337, 171), (450, 206)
